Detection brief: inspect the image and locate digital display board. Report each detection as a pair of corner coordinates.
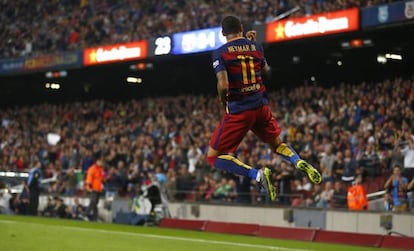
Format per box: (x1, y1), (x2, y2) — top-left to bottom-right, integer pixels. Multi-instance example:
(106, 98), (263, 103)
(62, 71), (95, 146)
(172, 27), (226, 55)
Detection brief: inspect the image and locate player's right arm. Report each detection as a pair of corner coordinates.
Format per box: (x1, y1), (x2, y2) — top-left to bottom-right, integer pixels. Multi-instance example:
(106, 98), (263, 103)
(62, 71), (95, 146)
(212, 48), (229, 108)
(216, 70), (229, 107)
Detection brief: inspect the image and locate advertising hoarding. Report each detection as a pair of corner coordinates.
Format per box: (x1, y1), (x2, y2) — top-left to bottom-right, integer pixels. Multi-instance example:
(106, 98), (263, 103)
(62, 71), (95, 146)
(84, 41), (148, 66)
(266, 8), (359, 43)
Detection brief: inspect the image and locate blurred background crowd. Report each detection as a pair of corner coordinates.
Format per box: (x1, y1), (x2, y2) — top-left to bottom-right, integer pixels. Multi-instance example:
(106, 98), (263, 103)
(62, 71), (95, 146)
(0, 0), (397, 59)
(1, 76), (414, 217)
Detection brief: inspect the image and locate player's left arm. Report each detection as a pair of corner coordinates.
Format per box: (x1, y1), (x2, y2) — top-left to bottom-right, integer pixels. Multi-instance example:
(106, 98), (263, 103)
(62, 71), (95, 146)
(245, 30), (271, 78)
(216, 70), (229, 107)
(261, 58), (272, 83)
(245, 30), (256, 41)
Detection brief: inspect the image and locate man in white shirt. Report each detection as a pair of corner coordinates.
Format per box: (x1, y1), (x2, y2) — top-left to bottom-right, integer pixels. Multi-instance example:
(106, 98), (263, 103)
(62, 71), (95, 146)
(401, 138), (414, 180)
(0, 187), (12, 214)
(187, 144), (203, 174)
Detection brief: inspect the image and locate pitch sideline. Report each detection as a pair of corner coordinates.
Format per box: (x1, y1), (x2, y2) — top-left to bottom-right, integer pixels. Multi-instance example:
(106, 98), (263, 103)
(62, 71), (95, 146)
(0, 219), (310, 251)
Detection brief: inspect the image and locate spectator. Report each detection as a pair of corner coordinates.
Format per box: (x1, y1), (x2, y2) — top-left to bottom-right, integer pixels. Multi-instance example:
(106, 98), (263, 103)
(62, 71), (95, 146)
(383, 192), (393, 212)
(63, 167), (78, 197)
(389, 136), (404, 172)
(332, 150), (344, 181)
(226, 179), (238, 202)
(213, 177), (231, 201)
(187, 143), (203, 175)
(331, 181), (347, 209)
(400, 137), (414, 181)
(42, 197), (56, 217)
(71, 197), (88, 221)
(18, 180), (31, 215)
(408, 177), (414, 191)
(341, 149), (358, 183)
(175, 164), (193, 201)
(0, 185), (12, 214)
(104, 166), (121, 200)
(384, 165), (409, 212)
(274, 161), (295, 205)
(359, 143), (381, 177)
(291, 176), (312, 207)
(27, 161), (42, 215)
(300, 176), (313, 192)
(320, 146), (336, 182)
(408, 177), (414, 209)
(316, 181), (334, 208)
(164, 169), (177, 201)
(54, 197), (71, 219)
(305, 183), (322, 207)
(81, 149), (94, 174)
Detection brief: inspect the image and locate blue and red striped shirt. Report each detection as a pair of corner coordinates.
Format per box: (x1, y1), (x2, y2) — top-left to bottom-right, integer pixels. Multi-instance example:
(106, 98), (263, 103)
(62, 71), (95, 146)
(212, 37), (268, 114)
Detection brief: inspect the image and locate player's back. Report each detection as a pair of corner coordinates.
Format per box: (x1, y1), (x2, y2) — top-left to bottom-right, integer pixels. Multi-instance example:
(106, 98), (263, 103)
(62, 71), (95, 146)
(212, 38), (268, 114)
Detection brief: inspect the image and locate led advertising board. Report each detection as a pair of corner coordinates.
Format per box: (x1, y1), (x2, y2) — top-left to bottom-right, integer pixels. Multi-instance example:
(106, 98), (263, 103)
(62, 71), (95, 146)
(266, 8), (359, 43)
(84, 41), (148, 66)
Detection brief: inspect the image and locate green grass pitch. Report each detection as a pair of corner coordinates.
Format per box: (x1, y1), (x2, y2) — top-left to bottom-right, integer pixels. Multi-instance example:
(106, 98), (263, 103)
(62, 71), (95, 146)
(0, 214), (397, 251)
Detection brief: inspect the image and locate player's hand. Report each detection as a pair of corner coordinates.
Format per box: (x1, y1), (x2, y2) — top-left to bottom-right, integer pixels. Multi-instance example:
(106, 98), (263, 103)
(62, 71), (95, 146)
(246, 30), (256, 41)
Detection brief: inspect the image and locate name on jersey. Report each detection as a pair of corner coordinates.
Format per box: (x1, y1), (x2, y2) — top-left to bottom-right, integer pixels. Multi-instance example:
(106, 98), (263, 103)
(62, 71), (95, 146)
(227, 44), (257, 53)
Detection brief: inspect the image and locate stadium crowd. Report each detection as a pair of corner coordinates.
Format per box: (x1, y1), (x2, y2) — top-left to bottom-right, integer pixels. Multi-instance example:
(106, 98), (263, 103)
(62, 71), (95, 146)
(1, 76), (414, 217)
(0, 0), (398, 59)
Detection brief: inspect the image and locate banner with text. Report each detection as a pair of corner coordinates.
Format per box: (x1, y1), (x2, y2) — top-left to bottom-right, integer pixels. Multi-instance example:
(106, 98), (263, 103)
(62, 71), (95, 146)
(0, 58), (25, 75)
(25, 51), (83, 71)
(0, 51), (83, 75)
(83, 41), (148, 66)
(172, 27), (226, 55)
(266, 8), (359, 43)
(361, 1), (414, 28)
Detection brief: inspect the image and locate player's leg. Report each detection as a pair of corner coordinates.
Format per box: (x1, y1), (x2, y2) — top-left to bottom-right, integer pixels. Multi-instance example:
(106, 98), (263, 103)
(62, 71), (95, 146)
(269, 137), (322, 184)
(207, 147), (258, 179)
(207, 111), (258, 180)
(207, 111), (275, 201)
(253, 105), (322, 184)
(207, 147), (276, 202)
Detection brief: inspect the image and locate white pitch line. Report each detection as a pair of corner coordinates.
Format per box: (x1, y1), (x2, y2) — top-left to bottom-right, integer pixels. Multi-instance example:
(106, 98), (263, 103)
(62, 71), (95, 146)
(0, 220), (311, 251)
(0, 219), (17, 224)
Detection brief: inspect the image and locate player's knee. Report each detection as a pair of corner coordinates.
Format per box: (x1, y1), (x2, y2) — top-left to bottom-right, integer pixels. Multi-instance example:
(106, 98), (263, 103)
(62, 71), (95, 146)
(268, 136), (282, 151)
(207, 155), (217, 166)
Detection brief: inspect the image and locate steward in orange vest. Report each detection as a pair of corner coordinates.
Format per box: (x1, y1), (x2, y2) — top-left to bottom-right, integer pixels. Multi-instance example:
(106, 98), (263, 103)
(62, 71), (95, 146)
(347, 175), (368, 210)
